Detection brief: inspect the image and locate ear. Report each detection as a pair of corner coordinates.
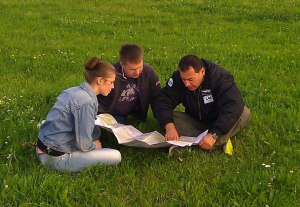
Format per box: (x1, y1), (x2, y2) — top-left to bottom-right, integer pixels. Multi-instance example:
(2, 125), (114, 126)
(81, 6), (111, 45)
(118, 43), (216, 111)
(200, 67), (205, 75)
(97, 77), (103, 84)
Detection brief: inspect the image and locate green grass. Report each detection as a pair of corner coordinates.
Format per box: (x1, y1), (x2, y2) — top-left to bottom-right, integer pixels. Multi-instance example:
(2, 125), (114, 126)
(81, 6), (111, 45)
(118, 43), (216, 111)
(0, 0), (299, 206)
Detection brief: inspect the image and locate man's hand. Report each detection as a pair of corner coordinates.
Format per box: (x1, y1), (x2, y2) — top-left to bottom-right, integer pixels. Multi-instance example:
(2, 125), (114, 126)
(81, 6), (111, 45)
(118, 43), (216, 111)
(165, 123), (179, 141)
(198, 133), (216, 150)
(93, 140), (102, 149)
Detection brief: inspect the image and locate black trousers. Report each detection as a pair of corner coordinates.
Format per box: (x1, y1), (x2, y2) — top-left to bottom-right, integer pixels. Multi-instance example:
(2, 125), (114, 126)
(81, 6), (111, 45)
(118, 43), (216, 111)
(172, 106), (251, 145)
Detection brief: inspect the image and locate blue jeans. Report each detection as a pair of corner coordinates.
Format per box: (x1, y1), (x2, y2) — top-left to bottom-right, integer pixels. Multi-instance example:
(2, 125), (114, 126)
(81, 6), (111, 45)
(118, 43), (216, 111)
(36, 147), (121, 172)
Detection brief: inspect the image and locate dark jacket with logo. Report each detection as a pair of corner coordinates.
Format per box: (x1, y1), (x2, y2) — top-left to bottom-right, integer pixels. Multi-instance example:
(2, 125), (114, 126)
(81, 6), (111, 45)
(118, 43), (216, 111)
(97, 62), (161, 121)
(154, 59), (244, 137)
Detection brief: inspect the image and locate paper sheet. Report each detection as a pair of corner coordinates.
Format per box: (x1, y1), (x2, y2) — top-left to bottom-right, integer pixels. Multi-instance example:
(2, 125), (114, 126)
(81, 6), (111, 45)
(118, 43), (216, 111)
(95, 114), (208, 148)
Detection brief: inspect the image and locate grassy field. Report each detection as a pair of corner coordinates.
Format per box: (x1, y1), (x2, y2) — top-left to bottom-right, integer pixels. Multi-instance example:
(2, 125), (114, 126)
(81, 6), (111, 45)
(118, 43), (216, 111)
(0, 0), (299, 206)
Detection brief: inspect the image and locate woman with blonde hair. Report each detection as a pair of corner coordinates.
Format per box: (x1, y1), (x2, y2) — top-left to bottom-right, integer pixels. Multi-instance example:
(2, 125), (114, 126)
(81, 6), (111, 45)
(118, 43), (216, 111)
(36, 57), (121, 172)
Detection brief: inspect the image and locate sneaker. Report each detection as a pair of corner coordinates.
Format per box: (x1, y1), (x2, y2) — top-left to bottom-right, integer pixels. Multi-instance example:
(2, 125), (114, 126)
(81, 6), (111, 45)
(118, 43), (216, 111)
(168, 146), (188, 155)
(223, 138), (233, 155)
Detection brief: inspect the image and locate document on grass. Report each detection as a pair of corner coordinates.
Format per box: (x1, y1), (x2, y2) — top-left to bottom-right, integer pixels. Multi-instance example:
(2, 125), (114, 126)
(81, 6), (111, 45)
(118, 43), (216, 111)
(95, 113), (123, 129)
(95, 113), (208, 148)
(168, 137), (196, 147)
(167, 130), (208, 147)
(111, 125), (143, 144)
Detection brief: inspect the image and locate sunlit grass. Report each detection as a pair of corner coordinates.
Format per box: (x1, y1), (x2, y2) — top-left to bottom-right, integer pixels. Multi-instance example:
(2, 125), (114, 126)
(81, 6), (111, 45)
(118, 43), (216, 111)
(0, 0), (299, 206)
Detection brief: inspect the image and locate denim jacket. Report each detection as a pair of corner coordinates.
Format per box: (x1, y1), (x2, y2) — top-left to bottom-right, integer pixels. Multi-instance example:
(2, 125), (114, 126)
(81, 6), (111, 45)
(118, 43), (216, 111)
(38, 82), (100, 153)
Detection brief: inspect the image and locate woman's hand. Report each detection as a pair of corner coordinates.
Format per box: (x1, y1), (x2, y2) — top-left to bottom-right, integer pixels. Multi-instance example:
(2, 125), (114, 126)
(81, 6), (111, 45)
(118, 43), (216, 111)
(93, 140), (102, 149)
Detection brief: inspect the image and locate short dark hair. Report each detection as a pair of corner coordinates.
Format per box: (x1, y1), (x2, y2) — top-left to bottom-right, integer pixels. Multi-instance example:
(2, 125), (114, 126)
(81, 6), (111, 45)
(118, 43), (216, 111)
(179, 55), (205, 72)
(119, 44), (143, 64)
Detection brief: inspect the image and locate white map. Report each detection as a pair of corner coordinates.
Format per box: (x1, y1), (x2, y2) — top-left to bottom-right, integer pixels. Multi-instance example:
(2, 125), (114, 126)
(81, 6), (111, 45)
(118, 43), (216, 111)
(95, 113), (208, 148)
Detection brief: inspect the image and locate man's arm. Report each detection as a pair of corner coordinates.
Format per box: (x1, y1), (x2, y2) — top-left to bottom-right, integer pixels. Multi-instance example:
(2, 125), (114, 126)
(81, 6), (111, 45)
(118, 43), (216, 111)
(148, 67), (161, 118)
(209, 72), (244, 138)
(198, 133), (217, 150)
(164, 123), (179, 141)
(199, 70), (244, 150)
(154, 73), (183, 140)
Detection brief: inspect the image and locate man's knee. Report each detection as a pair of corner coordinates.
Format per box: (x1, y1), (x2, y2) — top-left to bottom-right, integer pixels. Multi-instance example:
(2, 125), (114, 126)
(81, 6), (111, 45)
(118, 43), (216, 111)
(241, 106), (251, 128)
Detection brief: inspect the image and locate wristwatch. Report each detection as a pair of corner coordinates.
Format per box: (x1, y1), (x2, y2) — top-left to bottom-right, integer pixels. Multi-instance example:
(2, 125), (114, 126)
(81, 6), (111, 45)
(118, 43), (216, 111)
(212, 133), (219, 140)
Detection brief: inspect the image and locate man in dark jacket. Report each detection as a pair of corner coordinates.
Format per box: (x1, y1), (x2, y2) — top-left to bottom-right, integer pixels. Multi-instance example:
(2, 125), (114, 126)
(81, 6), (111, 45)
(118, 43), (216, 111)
(155, 55), (250, 151)
(97, 44), (161, 124)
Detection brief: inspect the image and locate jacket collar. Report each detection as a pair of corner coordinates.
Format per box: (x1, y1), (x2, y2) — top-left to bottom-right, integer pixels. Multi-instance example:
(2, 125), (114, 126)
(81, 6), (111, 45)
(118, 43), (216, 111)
(114, 62), (127, 80)
(80, 82), (97, 100)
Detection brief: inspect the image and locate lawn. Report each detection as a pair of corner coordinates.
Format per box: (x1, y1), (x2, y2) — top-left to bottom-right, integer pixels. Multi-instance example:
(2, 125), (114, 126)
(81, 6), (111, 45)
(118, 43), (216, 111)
(0, 0), (299, 206)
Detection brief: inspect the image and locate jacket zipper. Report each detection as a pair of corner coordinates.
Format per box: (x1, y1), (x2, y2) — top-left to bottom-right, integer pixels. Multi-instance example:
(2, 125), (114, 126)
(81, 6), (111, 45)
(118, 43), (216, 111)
(194, 88), (202, 120)
(197, 89), (202, 120)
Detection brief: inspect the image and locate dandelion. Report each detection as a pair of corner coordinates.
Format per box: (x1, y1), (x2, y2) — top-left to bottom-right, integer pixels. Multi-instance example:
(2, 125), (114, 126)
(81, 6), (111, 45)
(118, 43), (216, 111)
(5, 142), (8, 144)
(262, 163), (265, 166)
(5, 185), (8, 188)
(265, 165), (271, 168)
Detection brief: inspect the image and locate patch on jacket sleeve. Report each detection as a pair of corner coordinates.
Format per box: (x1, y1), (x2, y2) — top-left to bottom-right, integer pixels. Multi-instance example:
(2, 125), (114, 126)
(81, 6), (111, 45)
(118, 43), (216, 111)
(167, 78), (173, 87)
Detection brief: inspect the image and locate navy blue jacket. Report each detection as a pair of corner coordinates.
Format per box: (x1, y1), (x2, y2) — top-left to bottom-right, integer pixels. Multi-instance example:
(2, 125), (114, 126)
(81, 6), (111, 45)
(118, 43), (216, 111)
(97, 62), (161, 121)
(155, 59), (244, 137)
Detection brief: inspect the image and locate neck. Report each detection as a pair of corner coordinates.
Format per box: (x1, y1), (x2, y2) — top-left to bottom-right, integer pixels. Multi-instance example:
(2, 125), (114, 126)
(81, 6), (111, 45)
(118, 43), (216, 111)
(88, 82), (100, 95)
